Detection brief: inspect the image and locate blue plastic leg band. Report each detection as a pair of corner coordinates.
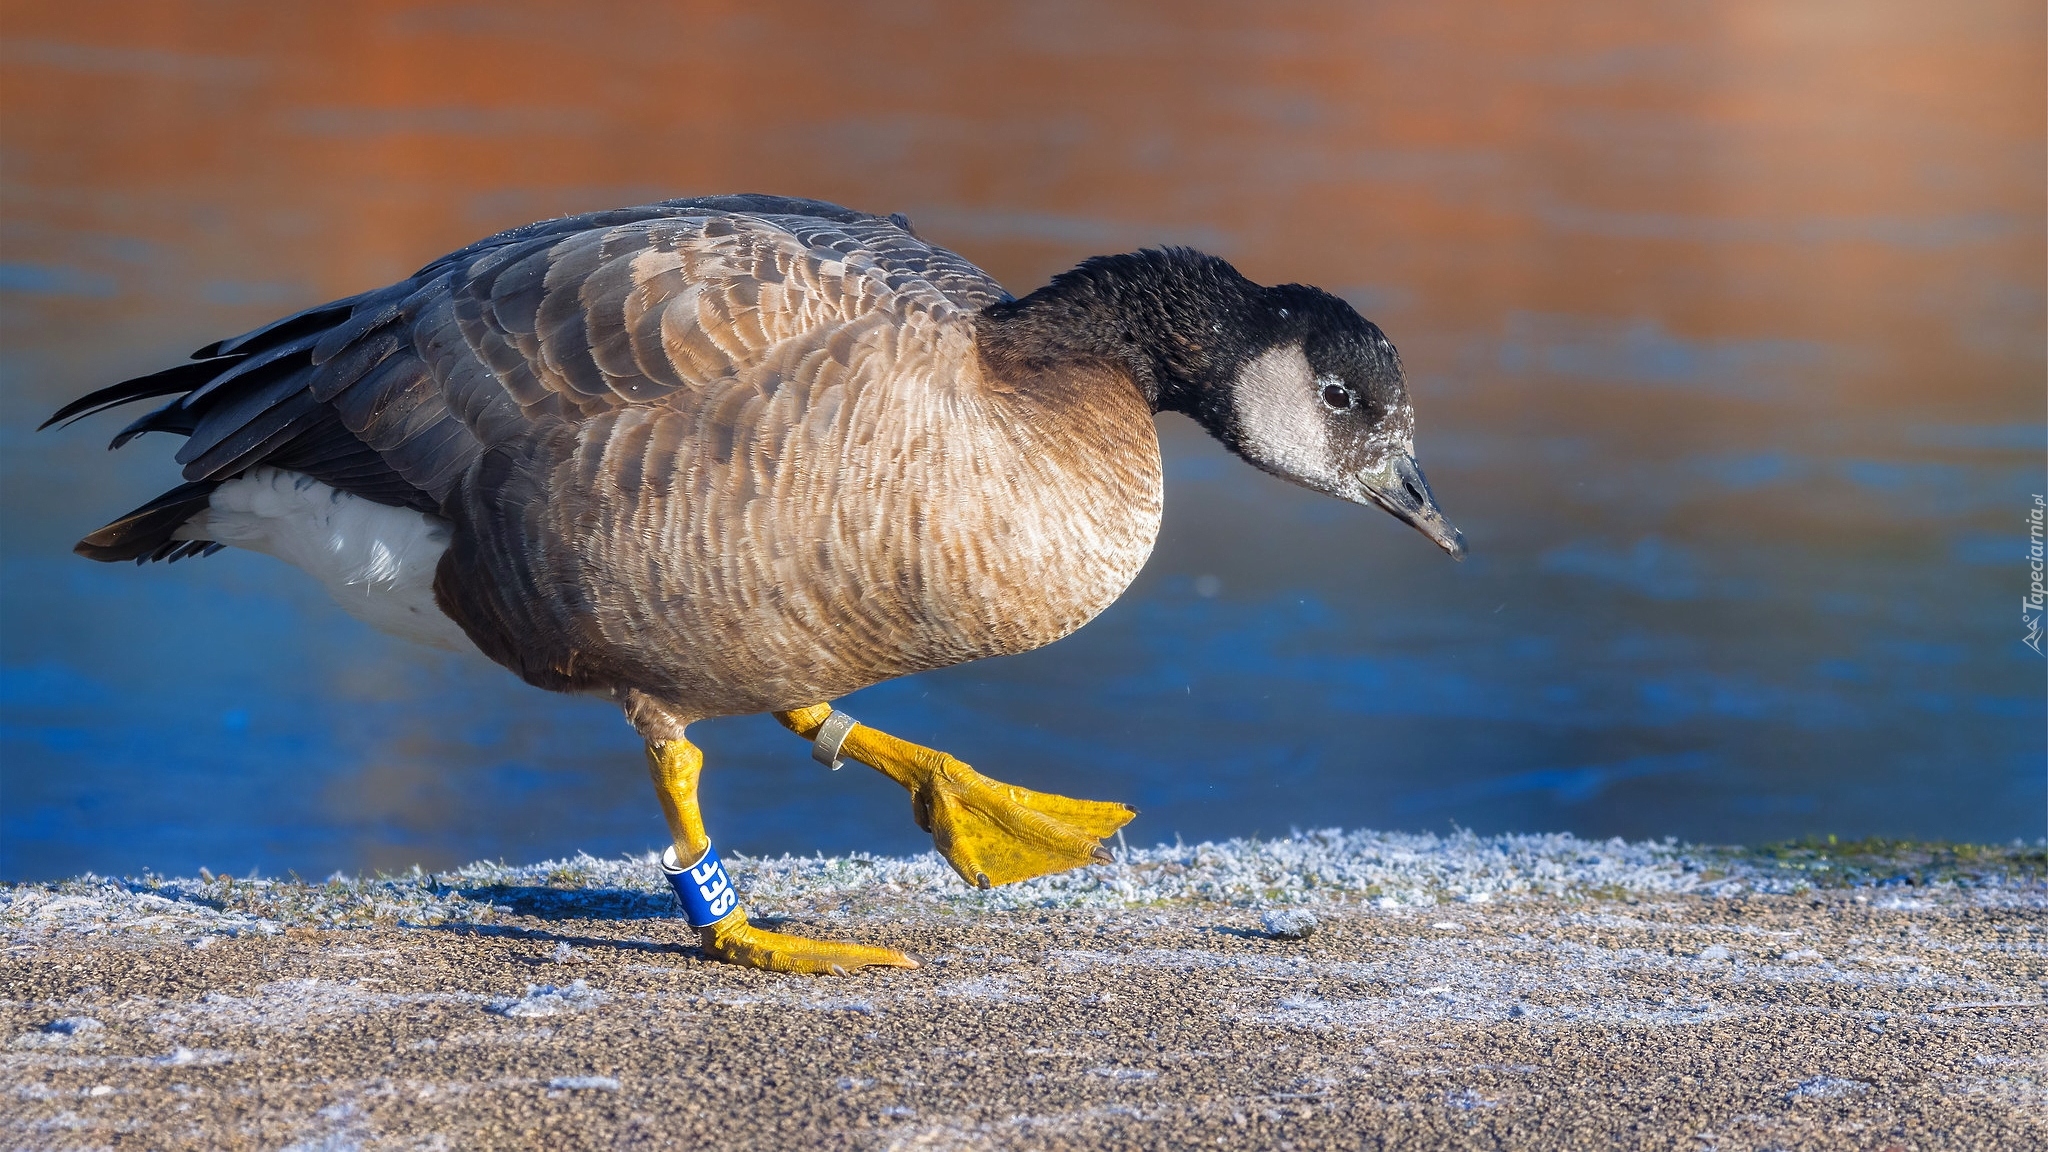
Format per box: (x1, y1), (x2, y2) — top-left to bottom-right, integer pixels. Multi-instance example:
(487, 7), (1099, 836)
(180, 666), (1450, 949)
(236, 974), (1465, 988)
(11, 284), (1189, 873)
(660, 844), (740, 928)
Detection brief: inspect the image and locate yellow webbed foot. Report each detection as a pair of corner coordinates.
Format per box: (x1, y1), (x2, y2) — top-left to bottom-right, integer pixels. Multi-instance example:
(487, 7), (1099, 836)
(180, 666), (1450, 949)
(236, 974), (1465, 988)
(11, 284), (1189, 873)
(912, 755), (1137, 888)
(699, 911), (919, 975)
(774, 706), (1136, 889)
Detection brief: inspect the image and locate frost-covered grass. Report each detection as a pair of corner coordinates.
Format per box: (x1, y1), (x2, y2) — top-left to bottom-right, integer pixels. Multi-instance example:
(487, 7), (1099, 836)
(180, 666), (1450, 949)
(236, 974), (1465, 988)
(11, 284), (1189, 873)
(5, 830), (2042, 943)
(1726, 836), (2048, 889)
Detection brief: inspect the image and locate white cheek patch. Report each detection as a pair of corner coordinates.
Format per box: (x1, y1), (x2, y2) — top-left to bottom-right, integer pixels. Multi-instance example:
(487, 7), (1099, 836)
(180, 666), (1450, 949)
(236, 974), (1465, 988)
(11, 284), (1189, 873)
(1229, 344), (1340, 491)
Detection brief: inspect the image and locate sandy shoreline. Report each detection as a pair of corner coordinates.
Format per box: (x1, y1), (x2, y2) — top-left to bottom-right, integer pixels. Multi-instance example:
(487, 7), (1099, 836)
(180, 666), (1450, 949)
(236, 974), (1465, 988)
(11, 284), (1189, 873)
(5, 833), (2043, 1150)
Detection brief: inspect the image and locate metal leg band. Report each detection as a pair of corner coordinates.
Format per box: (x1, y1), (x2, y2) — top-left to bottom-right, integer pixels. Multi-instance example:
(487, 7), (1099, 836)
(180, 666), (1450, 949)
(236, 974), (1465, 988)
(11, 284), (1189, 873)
(811, 709), (858, 771)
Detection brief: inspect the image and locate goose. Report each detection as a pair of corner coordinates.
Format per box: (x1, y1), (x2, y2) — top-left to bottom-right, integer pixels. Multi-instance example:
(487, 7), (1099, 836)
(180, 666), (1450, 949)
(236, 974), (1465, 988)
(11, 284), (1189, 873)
(46, 194), (1464, 974)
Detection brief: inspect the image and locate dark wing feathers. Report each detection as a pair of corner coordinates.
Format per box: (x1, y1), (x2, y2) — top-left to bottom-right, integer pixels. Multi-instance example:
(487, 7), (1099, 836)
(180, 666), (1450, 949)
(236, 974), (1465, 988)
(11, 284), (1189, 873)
(173, 355), (320, 466)
(307, 291), (407, 363)
(190, 299), (352, 360)
(54, 194), (1007, 563)
(40, 358), (243, 433)
(179, 331), (322, 407)
(306, 323), (406, 402)
(180, 389), (327, 480)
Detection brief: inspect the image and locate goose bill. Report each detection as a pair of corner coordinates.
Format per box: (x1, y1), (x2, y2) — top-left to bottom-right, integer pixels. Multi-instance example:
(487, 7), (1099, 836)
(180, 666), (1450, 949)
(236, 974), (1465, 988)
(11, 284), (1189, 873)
(1359, 450), (1466, 559)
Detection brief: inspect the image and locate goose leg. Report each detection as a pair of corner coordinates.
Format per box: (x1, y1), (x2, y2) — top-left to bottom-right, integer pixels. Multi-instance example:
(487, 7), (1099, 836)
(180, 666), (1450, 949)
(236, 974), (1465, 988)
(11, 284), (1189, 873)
(644, 735), (918, 975)
(774, 704), (1135, 889)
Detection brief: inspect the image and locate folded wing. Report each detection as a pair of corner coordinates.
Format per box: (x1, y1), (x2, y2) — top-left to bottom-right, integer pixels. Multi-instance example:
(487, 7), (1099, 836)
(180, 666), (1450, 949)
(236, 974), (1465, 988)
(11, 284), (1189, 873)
(49, 194), (1007, 562)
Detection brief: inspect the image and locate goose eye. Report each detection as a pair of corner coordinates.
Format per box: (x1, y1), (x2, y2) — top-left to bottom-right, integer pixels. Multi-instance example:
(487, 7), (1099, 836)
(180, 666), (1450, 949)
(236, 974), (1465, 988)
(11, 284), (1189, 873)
(1320, 382), (1353, 410)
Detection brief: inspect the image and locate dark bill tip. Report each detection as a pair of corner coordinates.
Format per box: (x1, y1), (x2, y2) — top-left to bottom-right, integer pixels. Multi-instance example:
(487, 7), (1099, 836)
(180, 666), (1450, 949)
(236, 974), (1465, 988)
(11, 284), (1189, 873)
(1366, 451), (1466, 561)
(1437, 526), (1469, 561)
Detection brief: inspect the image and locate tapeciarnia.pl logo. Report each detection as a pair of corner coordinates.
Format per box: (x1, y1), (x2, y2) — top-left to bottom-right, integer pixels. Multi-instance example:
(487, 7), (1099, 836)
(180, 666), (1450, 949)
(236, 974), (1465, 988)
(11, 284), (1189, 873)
(2026, 494), (2045, 656)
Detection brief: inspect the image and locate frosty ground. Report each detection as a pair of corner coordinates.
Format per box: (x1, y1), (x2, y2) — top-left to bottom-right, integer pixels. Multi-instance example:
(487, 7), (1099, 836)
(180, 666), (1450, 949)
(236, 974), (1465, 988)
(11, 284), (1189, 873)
(5, 831), (2043, 1151)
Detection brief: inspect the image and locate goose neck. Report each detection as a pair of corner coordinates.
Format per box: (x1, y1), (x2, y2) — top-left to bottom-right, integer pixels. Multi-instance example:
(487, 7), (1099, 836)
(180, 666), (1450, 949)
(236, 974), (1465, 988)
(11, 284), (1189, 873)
(975, 248), (1272, 417)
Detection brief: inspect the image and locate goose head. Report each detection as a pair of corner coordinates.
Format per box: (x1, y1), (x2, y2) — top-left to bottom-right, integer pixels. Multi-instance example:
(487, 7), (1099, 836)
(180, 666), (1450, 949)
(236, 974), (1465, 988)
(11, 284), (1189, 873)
(981, 247), (1464, 558)
(1202, 285), (1465, 559)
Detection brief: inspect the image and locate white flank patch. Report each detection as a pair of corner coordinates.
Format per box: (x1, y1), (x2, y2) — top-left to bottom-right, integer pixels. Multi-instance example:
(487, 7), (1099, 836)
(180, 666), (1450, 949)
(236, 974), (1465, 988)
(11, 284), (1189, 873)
(175, 467), (477, 653)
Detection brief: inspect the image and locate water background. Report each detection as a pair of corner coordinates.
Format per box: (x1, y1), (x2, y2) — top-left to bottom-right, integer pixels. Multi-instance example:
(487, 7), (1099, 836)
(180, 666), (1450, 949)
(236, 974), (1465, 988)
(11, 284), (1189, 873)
(3, 1), (2043, 881)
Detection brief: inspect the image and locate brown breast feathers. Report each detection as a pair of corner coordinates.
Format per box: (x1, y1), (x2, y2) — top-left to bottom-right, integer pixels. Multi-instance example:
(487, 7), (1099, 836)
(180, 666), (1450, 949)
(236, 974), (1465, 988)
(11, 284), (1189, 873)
(428, 210), (1164, 720)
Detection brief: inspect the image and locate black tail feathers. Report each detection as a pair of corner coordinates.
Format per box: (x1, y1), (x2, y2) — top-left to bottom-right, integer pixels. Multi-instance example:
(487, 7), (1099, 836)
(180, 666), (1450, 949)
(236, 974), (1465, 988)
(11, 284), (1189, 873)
(73, 481), (222, 564)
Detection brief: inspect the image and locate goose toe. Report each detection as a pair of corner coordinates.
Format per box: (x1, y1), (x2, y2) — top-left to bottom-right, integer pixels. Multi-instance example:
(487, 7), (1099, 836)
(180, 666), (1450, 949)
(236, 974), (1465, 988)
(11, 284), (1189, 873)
(699, 913), (920, 976)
